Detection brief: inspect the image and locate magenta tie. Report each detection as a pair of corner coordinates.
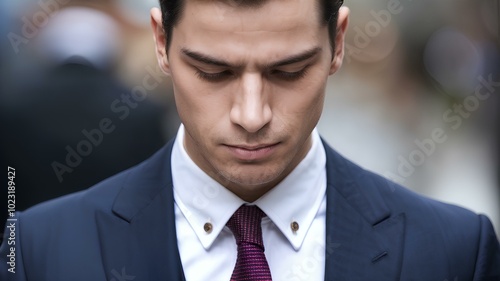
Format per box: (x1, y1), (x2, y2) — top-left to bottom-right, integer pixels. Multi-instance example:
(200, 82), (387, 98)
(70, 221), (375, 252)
(227, 205), (273, 281)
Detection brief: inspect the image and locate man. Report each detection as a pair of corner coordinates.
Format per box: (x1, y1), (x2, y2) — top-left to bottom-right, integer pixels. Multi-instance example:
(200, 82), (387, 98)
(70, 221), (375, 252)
(1, 0), (499, 280)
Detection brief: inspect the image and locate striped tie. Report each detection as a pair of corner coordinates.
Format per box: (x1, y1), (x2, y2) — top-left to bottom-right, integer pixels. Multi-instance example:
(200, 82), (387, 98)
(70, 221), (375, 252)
(227, 205), (272, 281)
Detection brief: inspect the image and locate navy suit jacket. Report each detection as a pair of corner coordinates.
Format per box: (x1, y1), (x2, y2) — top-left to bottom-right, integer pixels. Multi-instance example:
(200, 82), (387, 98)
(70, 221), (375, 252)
(1, 139), (499, 280)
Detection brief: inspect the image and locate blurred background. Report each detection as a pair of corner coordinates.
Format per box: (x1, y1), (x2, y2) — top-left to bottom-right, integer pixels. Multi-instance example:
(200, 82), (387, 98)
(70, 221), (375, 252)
(1, 0), (499, 237)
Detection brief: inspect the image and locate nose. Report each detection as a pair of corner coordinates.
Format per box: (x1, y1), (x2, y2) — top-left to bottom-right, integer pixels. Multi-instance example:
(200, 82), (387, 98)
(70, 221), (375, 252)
(230, 73), (272, 133)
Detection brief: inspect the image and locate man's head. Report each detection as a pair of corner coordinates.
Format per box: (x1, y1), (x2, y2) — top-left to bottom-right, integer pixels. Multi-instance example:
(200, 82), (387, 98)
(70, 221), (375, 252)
(151, 0), (349, 201)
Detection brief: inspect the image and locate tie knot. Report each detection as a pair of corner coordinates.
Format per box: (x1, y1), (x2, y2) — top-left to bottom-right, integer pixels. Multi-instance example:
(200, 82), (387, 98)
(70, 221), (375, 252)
(227, 205), (265, 247)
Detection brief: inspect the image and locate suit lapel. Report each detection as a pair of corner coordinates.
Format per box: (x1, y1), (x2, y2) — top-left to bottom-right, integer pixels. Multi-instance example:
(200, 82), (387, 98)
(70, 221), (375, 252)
(96, 140), (186, 281)
(322, 140), (405, 281)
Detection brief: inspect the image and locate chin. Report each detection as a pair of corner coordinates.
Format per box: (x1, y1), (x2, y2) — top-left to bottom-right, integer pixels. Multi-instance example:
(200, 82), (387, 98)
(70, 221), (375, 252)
(220, 167), (285, 188)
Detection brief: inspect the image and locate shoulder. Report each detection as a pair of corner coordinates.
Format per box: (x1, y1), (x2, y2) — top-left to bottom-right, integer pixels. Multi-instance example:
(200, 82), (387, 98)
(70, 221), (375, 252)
(369, 169), (500, 276)
(322, 139), (496, 244)
(3, 143), (175, 278)
(323, 142), (500, 275)
(5, 165), (138, 277)
(323, 141), (500, 268)
(17, 141), (173, 235)
(17, 163), (135, 237)
(360, 161), (482, 232)
(322, 139), (483, 227)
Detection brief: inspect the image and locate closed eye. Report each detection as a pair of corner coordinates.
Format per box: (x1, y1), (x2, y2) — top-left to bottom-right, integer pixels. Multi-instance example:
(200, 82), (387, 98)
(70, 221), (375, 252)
(195, 69), (234, 82)
(271, 68), (308, 81)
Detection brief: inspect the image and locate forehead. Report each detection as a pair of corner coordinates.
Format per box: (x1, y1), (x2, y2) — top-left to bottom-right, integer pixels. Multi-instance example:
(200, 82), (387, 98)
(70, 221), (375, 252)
(172, 0), (327, 61)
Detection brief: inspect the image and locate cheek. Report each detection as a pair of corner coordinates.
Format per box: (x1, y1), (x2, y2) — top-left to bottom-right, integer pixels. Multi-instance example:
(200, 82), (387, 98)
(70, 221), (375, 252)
(171, 69), (232, 140)
(273, 73), (327, 125)
(172, 68), (213, 122)
(298, 69), (328, 116)
(171, 75), (208, 143)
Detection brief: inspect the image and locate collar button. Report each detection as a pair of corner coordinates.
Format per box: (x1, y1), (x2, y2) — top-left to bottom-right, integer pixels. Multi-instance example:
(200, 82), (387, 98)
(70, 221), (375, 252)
(204, 222), (213, 234)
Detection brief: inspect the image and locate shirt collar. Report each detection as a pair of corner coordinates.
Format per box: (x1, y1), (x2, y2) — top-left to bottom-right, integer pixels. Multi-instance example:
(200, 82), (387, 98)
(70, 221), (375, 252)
(172, 125), (326, 250)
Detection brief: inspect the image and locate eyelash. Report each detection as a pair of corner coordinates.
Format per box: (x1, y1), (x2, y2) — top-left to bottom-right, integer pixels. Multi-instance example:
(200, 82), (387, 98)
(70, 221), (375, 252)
(195, 68), (308, 82)
(272, 69), (308, 81)
(195, 70), (233, 82)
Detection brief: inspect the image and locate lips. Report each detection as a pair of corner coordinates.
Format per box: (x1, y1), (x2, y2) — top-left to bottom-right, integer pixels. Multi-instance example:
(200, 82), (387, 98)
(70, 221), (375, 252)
(232, 144), (276, 150)
(224, 143), (279, 161)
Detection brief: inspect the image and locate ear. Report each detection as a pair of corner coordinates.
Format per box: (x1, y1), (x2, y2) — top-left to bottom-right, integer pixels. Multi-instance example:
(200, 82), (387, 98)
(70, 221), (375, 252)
(151, 7), (170, 75)
(329, 6), (349, 75)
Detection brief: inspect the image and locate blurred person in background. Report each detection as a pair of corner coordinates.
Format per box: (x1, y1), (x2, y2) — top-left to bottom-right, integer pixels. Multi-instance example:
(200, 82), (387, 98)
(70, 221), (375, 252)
(0, 0), (177, 231)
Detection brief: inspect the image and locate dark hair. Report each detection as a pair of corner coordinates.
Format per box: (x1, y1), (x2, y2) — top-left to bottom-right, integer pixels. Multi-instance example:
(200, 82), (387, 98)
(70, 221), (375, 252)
(158, 0), (344, 52)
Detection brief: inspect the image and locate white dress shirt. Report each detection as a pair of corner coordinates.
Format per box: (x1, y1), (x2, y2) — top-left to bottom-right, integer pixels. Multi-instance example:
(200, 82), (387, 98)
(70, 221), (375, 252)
(172, 125), (327, 281)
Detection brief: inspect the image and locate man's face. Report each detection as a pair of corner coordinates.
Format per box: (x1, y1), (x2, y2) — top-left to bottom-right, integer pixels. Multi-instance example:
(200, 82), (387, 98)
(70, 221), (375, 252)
(152, 0), (348, 201)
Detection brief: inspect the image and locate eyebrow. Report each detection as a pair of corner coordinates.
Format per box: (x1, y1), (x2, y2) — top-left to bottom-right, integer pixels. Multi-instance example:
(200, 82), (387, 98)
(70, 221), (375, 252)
(181, 47), (322, 69)
(181, 48), (235, 67)
(265, 47), (322, 68)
